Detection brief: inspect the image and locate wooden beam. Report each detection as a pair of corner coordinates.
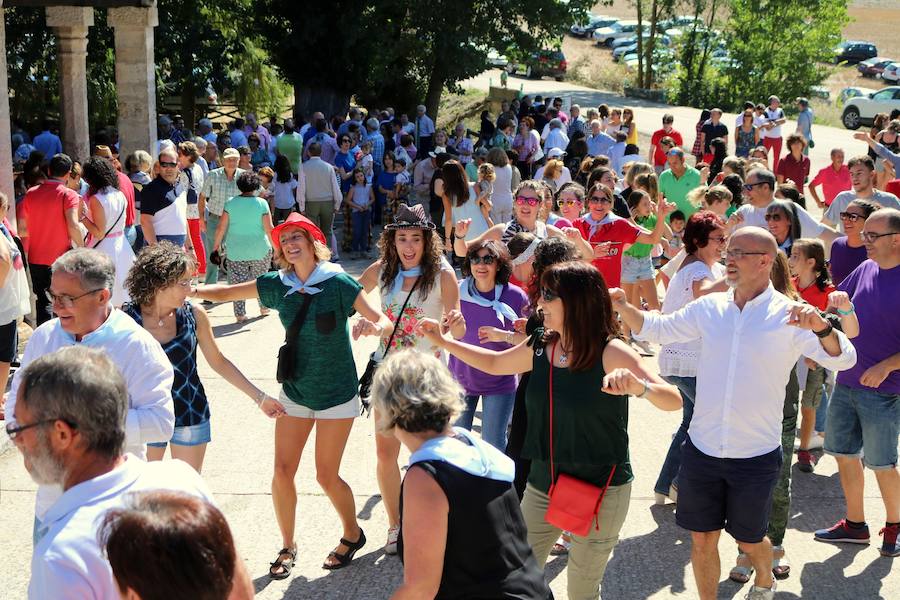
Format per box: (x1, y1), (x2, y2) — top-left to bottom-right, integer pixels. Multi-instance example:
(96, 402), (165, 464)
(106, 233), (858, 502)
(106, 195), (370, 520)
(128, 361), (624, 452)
(5, 1), (154, 8)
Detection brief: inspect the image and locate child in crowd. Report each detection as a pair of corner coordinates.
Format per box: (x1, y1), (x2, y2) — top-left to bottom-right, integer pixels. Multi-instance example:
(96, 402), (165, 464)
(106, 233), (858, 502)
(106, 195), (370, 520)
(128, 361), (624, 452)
(359, 140), (374, 184)
(789, 238), (837, 474)
(393, 156), (411, 209)
(270, 156), (298, 225)
(476, 162), (495, 211)
(257, 166), (275, 214)
(345, 167), (374, 258)
(655, 209), (685, 289)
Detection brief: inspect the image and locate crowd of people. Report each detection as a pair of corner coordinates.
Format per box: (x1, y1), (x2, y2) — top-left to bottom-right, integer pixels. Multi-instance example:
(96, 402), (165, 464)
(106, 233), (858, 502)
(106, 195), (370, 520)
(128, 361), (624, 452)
(2, 92), (900, 600)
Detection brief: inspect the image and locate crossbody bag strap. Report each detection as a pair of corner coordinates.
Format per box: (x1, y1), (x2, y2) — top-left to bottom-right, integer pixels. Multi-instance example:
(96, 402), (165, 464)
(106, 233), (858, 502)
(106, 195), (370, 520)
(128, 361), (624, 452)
(285, 293), (314, 343)
(381, 277), (419, 359)
(549, 342), (556, 484)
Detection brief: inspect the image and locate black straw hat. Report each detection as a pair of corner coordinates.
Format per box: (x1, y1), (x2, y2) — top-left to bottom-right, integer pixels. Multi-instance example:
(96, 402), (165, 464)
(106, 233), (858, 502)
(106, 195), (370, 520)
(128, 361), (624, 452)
(385, 204), (436, 230)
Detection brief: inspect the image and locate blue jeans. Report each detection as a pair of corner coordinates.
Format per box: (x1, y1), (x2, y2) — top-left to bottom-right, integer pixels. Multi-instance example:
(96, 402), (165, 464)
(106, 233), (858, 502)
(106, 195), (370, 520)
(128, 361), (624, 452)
(351, 209), (370, 251)
(155, 234), (185, 246)
(654, 374), (697, 495)
(203, 213), (221, 284)
(455, 392), (516, 450)
(825, 383), (900, 469)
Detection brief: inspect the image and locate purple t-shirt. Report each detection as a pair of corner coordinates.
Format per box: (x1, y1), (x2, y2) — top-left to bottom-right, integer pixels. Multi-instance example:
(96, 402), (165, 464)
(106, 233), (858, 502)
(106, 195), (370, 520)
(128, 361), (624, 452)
(837, 259), (900, 394)
(829, 236), (869, 286)
(449, 282), (528, 395)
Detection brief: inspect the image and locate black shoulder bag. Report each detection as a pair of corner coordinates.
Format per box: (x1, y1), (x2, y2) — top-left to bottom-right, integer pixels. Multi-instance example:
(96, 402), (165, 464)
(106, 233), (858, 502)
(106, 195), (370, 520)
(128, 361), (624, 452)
(358, 277), (420, 414)
(276, 293), (314, 383)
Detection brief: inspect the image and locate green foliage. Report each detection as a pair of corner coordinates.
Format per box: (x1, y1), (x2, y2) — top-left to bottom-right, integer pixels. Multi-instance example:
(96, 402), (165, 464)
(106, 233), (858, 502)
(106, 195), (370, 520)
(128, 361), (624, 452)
(231, 39), (292, 119)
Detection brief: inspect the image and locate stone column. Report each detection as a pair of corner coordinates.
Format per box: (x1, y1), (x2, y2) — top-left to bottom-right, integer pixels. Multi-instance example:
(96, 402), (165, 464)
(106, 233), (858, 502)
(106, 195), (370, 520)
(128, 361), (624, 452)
(0, 1), (15, 223)
(45, 6), (93, 162)
(107, 6), (158, 160)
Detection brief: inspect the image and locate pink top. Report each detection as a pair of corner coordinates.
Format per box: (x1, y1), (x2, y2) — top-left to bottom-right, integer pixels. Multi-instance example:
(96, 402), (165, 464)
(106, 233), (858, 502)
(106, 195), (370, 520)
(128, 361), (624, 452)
(810, 165), (852, 206)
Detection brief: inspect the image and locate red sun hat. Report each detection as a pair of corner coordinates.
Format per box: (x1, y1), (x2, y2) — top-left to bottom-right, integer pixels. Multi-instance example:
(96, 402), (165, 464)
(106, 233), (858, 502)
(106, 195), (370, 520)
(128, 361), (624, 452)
(270, 212), (327, 249)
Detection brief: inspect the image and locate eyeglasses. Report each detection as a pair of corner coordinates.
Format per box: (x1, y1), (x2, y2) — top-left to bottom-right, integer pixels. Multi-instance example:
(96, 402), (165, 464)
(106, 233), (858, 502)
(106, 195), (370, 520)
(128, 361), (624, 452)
(340, 139), (351, 144)
(708, 235), (728, 244)
(839, 212), (865, 222)
(159, 161), (177, 168)
(174, 278), (193, 289)
(5, 418), (72, 440)
(45, 288), (104, 308)
(743, 182), (766, 191)
(514, 196), (540, 207)
(860, 231), (899, 243)
(724, 249), (768, 260)
(588, 194), (612, 204)
(469, 255), (496, 265)
(540, 288), (560, 302)
(763, 213), (784, 222)
(559, 199), (582, 206)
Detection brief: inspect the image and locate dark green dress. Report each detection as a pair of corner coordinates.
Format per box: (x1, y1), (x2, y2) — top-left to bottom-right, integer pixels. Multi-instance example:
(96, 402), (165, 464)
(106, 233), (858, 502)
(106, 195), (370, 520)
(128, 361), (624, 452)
(522, 341), (634, 493)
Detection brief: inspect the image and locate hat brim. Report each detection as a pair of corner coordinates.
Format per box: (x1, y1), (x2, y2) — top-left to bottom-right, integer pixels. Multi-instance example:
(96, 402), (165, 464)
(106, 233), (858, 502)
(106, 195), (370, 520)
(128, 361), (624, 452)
(384, 221), (436, 231)
(270, 219), (327, 248)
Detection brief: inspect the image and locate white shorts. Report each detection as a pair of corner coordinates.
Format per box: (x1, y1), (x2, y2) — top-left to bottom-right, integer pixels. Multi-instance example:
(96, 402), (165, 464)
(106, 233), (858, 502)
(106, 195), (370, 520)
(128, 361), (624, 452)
(279, 390), (360, 419)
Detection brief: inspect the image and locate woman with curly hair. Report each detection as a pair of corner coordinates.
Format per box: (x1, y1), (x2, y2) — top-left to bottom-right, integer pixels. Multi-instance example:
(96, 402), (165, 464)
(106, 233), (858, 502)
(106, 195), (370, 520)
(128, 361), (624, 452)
(194, 213), (391, 575)
(358, 203), (464, 556)
(123, 242), (283, 473)
(80, 156), (135, 306)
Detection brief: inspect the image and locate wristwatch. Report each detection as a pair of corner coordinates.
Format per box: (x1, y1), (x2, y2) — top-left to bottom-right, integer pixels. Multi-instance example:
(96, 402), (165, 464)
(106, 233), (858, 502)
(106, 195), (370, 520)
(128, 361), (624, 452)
(813, 322), (834, 339)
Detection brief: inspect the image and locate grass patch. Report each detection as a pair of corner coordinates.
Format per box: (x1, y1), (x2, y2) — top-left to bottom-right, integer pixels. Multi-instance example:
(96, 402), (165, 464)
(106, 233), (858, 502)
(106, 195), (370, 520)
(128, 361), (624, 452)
(811, 98), (845, 129)
(437, 89), (490, 132)
(567, 54), (630, 95)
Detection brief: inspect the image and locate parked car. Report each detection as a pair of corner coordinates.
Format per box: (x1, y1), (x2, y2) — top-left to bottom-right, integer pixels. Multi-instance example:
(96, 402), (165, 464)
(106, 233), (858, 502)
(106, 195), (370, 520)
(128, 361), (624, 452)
(834, 41), (878, 64)
(593, 20), (640, 46)
(883, 63), (900, 84)
(570, 15), (618, 37)
(486, 49), (509, 69)
(858, 57), (895, 78)
(837, 86), (878, 107)
(506, 50), (567, 81)
(841, 86), (900, 129)
(611, 33), (670, 52)
(613, 37), (672, 62)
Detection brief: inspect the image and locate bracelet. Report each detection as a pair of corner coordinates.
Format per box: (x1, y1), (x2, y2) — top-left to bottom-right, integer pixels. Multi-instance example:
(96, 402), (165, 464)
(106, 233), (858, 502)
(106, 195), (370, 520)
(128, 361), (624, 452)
(253, 390), (267, 406)
(813, 322), (834, 339)
(506, 330), (514, 344)
(837, 303), (855, 316)
(637, 378), (650, 398)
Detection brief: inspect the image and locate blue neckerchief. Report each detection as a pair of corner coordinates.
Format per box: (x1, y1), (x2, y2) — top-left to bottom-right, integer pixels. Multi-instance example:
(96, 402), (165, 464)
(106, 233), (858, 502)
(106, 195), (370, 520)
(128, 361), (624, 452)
(390, 266), (422, 302)
(279, 262), (345, 296)
(459, 277), (518, 325)
(408, 427), (515, 483)
(582, 212), (616, 238)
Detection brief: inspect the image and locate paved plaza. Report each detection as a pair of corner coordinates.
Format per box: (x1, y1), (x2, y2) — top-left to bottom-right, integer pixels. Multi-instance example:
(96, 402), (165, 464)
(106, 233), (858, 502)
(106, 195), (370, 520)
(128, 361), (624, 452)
(0, 257), (896, 599)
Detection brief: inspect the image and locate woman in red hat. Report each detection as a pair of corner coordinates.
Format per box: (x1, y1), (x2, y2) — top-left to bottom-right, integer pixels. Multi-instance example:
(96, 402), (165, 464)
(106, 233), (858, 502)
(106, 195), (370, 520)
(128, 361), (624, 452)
(357, 203), (465, 555)
(194, 212), (392, 576)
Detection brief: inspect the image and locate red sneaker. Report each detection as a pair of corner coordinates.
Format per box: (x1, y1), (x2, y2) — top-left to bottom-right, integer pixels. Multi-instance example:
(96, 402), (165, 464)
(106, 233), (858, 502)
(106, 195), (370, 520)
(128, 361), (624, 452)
(880, 523), (900, 557)
(797, 449), (818, 473)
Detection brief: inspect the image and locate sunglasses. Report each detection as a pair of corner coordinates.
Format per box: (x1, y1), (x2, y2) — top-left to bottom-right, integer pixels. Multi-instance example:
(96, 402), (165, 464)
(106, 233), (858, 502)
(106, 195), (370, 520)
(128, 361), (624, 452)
(514, 195), (540, 207)
(743, 182), (766, 191)
(469, 255), (496, 265)
(559, 199), (582, 206)
(540, 287), (559, 302)
(839, 212), (865, 222)
(588, 194), (612, 204)
(159, 161), (178, 168)
(764, 213), (784, 222)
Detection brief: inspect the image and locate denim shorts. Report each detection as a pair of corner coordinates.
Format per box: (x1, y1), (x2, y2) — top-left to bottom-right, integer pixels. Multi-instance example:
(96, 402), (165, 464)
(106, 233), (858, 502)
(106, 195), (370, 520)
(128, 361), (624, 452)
(621, 254), (655, 283)
(825, 383), (900, 469)
(147, 420), (211, 448)
(675, 437), (782, 543)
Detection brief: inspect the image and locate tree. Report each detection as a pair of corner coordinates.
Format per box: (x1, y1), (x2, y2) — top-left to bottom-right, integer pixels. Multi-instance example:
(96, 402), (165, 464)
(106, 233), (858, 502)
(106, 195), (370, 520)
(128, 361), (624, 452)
(670, 0), (724, 107)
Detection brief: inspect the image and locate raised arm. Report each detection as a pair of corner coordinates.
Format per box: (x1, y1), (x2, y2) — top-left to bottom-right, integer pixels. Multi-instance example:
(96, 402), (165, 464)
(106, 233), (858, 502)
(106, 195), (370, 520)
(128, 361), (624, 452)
(416, 318), (533, 375)
(635, 200), (677, 245)
(192, 279), (261, 302)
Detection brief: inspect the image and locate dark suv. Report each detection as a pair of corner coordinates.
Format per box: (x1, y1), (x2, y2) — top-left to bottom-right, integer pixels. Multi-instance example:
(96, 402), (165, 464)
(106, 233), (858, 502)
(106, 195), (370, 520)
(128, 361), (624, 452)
(507, 50), (567, 81)
(835, 41), (878, 64)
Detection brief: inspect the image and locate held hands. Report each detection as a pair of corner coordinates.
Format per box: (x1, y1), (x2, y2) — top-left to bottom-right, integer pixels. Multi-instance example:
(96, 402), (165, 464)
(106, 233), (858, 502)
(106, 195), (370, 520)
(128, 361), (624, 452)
(415, 317), (449, 346)
(513, 317), (528, 334)
(352, 318), (383, 340)
(478, 326), (510, 343)
(454, 219), (471, 239)
(442, 309), (466, 338)
(608, 287), (628, 312)
(562, 227), (583, 242)
(592, 242), (613, 258)
(601, 368), (646, 397)
(786, 303), (829, 332)
(656, 199), (677, 218)
(827, 291), (853, 314)
(259, 395), (287, 419)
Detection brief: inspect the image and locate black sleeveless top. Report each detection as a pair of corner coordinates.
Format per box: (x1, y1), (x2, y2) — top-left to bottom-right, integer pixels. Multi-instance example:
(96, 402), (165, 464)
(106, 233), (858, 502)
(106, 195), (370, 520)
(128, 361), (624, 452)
(399, 458), (552, 600)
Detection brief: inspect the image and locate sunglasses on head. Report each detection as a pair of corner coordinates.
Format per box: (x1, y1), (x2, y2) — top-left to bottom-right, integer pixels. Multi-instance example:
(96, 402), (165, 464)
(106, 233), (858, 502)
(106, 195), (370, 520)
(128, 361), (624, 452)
(540, 287), (560, 302)
(514, 195), (540, 207)
(469, 254), (496, 265)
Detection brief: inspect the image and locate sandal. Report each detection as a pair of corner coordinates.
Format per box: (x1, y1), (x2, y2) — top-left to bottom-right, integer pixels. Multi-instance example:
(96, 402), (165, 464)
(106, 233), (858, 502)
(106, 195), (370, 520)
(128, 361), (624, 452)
(550, 538), (572, 556)
(729, 552), (754, 584)
(322, 529), (366, 570)
(772, 545), (791, 579)
(268, 546), (297, 580)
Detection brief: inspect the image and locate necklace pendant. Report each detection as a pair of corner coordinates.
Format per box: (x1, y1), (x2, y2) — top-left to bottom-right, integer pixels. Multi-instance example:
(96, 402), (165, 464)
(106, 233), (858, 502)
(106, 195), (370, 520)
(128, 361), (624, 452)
(559, 352), (568, 366)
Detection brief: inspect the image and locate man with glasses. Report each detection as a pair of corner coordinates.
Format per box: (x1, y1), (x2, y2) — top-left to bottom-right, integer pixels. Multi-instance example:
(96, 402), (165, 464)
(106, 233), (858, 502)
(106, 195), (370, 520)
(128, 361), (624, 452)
(139, 147), (192, 253)
(611, 226), (857, 600)
(735, 168), (838, 247)
(573, 182), (675, 288)
(3, 248), (174, 546)
(815, 208), (900, 558)
(199, 147), (244, 284)
(8, 346), (251, 599)
(659, 147), (702, 219)
(822, 155), (899, 234)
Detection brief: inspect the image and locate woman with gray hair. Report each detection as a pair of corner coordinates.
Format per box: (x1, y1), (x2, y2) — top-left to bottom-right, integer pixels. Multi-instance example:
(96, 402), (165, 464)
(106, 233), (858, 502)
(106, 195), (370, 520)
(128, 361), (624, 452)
(371, 350), (551, 600)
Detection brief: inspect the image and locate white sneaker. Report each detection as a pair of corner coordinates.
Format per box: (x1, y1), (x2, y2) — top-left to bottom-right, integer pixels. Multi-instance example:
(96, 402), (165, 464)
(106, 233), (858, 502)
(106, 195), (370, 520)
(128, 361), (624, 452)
(745, 584), (775, 600)
(384, 525), (400, 555)
(807, 433), (825, 450)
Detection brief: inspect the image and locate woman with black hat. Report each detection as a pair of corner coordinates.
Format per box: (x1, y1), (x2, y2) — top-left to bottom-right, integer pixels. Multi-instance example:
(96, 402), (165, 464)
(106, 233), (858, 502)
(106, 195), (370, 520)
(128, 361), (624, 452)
(193, 212), (392, 576)
(358, 203), (464, 557)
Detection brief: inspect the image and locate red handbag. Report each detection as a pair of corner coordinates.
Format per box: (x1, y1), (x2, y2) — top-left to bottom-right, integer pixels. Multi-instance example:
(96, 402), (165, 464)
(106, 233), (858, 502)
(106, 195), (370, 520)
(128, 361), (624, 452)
(544, 342), (617, 537)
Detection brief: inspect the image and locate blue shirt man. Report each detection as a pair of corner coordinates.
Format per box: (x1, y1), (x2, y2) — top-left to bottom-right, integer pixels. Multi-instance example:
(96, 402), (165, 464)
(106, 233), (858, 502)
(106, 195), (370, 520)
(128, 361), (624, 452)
(586, 130), (616, 157)
(33, 122), (63, 157)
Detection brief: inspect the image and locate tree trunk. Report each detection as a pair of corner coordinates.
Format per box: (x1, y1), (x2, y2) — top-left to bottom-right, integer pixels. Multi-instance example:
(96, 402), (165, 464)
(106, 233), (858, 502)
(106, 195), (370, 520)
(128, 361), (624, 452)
(636, 0), (644, 89)
(424, 68), (444, 125)
(644, 0), (659, 89)
(293, 84), (351, 121)
(181, 76), (196, 132)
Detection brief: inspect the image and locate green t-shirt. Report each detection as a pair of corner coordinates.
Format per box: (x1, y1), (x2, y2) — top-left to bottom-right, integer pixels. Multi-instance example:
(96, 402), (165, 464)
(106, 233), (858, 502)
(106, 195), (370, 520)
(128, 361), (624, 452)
(624, 215), (657, 258)
(465, 161), (478, 183)
(659, 167), (702, 219)
(256, 270), (363, 409)
(276, 132), (303, 174)
(223, 196), (273, 261)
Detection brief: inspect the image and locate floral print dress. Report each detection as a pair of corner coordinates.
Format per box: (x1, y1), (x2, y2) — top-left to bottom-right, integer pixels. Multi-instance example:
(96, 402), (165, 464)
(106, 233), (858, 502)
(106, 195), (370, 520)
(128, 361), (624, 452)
(375, 267), (450, 362)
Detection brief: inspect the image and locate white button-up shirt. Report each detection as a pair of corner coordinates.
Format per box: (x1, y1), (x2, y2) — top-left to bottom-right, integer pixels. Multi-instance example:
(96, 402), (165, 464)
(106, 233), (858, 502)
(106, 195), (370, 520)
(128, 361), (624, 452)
(29, 455), (212, 599)
(636, 284), (857, 459)
(6, 307), (175, 518)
